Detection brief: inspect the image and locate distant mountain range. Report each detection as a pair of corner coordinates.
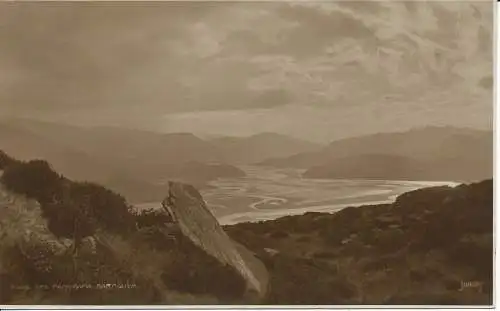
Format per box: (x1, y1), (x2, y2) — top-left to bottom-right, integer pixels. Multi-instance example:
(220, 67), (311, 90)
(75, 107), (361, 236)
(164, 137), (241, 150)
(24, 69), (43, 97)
(0, 118), (320, 201)
(1, 118), (492, 196)
(260, 126), (493, 182)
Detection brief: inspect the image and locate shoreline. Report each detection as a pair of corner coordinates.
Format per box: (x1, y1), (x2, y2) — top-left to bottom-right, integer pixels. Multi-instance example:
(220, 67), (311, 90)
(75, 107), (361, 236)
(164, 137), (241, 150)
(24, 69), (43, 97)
(133, 177), (460, 226)
(218, 180), (459, 225)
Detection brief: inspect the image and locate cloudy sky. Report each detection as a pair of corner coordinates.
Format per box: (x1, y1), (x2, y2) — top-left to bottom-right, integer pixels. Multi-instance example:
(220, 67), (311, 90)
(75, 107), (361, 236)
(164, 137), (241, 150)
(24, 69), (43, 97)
(0, 1), (493, 142)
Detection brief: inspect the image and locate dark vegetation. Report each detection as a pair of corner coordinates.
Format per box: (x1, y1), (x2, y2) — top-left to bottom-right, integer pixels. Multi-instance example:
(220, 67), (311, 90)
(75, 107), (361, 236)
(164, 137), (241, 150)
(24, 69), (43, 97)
(135, 208), (173, 229)
(1, 157), (136, 238)
(0, 150), (21, 169)
(225, 179), (493, 305)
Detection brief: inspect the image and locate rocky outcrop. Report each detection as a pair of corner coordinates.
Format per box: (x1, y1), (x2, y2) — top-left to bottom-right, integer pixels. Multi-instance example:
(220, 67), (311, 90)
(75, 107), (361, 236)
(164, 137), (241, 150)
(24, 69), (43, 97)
(161, 181), (268, 297)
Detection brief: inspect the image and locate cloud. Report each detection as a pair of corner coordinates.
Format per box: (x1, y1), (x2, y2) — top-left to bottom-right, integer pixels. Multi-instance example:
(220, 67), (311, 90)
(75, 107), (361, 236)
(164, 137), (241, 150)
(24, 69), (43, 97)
(0, 2), (212, 112)
(0, 1), (493, 141)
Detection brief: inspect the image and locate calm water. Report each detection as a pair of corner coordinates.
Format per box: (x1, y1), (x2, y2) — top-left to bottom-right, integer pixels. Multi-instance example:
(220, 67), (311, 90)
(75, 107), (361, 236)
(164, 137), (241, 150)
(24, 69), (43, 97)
(136, 166), (459, 225)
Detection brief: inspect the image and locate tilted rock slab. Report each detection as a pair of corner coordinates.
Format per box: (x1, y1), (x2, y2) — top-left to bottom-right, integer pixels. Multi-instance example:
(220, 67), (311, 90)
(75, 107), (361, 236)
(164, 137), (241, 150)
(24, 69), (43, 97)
(162, 181), (268, 297)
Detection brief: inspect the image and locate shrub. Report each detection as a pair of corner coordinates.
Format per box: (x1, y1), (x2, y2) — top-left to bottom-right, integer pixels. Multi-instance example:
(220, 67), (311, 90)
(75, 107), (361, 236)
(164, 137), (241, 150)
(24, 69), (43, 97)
(269, 230), (289, 239)
(373, 228), (407, 253)
(265, 254), (357, 304)
(134, 208), (172, 229)
(296, 236), (311, 243)
(135, 227), (177, 251)
(446, 234), (492, 280)
(0, 150), (20, 170)
(1, 160), (63, 204)
(0, 156), (137, 237)
(409, 269), (427, 283)
(67, 182), (136, 235)
(313, 251), (337, 260)
(358, 228), (378, 246)
(42, 198), (95, 239)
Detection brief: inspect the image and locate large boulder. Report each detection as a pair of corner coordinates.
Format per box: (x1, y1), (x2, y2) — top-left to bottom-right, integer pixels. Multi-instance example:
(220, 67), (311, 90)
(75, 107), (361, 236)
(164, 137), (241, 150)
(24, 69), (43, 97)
(161, 181), (268, 298)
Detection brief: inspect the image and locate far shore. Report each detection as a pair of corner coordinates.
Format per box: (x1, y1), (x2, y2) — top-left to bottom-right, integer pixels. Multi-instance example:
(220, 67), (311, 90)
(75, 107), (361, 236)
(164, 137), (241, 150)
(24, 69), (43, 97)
(218, 180), (460, 225)
(134, 178), (460, 225)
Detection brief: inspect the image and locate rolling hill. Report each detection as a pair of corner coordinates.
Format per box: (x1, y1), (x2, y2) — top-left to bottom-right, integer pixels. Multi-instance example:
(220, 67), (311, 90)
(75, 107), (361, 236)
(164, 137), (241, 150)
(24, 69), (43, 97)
(260, 126), (493, 182)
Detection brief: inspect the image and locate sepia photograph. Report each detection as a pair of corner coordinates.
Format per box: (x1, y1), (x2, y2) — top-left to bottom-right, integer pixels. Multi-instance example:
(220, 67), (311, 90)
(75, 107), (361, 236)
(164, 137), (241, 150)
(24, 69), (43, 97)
(0, 0), (494, 307)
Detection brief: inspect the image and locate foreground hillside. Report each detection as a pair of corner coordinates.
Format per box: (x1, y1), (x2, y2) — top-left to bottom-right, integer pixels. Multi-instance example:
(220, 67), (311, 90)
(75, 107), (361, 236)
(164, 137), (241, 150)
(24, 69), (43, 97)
(0, 151), (493, 305)
(225, 179), (493, 304)
(260, 126), (493, 182)
(0, 151), (259, 305)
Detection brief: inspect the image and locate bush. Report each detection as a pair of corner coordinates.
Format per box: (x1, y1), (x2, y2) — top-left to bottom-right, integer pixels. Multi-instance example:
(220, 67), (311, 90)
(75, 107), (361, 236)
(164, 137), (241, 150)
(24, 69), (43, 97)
(67, 182), (136, 235)
(42, 198), (95, 239)
(0, 156), (137, 237)
(358, 228), (378, 246)
(265, 255), (357, 304)
(135, 227), (177, 251)
(1, 160), (63, 204)
(374, 228), (407, 253)
(269, 230), (289, 239)
(409, 269), (427, 283)
(134, 208), (172, 229)
(446, 234), (492, 280)
(0, 150), (20, 170)
(313, 251), (337, 260)
(296, 236), (311, 243)
(361, 254), (401, 273)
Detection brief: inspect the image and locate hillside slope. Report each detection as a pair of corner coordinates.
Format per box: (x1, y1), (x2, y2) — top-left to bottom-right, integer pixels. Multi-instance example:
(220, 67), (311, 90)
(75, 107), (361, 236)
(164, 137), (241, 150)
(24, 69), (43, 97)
(226, 179), (493, 305)
(260, 127), (492, 182)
